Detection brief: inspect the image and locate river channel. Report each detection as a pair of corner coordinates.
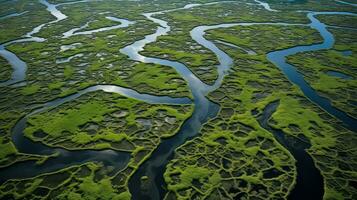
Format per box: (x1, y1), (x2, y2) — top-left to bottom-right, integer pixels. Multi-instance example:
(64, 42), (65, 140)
(0, 1), (356, 200)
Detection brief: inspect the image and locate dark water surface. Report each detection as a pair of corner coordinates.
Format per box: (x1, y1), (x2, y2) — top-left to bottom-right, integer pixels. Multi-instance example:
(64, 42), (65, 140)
(0, 1), (355, 200)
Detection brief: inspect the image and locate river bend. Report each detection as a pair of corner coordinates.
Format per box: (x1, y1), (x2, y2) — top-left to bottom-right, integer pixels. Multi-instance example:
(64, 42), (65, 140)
(0, 1), (355, 200)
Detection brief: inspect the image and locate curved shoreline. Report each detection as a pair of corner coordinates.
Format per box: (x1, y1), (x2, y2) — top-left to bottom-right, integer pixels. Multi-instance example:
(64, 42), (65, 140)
(0, 0), (94, 87)
(62, 16), (135, 38)
(124, 5), (323, 200)
(0, 1), (355, 200)
(335, 0), (357, 7)
(0, 84), (189, 184)
(258, 101), (324, 200)
(0, 0), (62, 86)
(0, 11), (29, 21)
(130, 8), (357, 200)
(267, 11), (357, 131)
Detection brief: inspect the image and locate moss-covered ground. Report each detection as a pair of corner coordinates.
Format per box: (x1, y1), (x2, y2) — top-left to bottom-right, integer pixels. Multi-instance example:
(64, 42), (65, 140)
(0, 0), (356, 199)
(0, 162), (132, 199)
(1, 0), (194, 198)
(0, 57), (11, 81)
(140, 0), (312, 85)
(163, 6), (356, 199)
(0, 0), (52, 43)
(287, 27), (357, 117)
(0, 90), (192, 199)
(3, 2), (191, 99)
(24, 91), (192, 151)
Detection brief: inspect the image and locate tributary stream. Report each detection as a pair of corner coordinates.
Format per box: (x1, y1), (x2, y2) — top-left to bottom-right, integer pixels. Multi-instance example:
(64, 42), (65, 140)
(0, 1), (356, 200)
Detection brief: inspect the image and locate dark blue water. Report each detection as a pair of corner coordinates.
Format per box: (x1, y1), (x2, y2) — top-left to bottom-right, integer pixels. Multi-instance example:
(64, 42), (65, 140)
(341, 50), (352, 56)
(0, 84), (190, 183)
(128, 9), (357, 200)
(326, 70), (353, 79)
(267, 12), (357, 131)
(1, 2), (356, 200)
(258, 101), (324, 200)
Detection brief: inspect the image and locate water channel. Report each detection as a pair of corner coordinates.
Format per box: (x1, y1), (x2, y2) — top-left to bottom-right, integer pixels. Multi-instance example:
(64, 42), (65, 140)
(0, 1), (356, 200)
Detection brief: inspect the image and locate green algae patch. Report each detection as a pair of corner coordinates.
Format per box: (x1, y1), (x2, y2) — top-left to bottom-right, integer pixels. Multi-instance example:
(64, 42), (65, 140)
(71, 130), (130, 145)
(78, 177), (116, 199)
(271, 96), (336, 149)
(287, 28), (357, 117)
(23, 91), (192, 151)
(63, 66), (75, 80)
(0, 138), (17, 160)
(324, 188), (345, 200)
(115, 191), (131, 200)
(71, 132), (92, 145)
(1, 0), (357, 199)
(166, 166), (211, 191)
(144, 45), (212, 68)
(25, 101), (113, 138)
(21, 84), (41, 95)
(128, 63), (190, 97)
(60, 177), (132, 200)
(48, 81), (65, 90)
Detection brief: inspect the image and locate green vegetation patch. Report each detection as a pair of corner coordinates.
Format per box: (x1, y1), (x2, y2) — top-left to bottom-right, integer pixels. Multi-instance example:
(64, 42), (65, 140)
(26, 101), (113, 138)
(0, 137), (17, 161)
(164, 15), (356, 199)
(21, 84), (41, 95)
(287, 28), (357, 117)
(24, 91), (192, 151)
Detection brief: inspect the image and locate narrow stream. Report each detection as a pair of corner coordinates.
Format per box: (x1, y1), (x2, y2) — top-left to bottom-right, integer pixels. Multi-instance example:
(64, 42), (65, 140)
(326, 70), (353, 79)
(126, 18), (316, 199)
(267, 11), (357, 131)
(335, 0), (357, 7)
(254, 0), (278, 12)
(215, 39), (257, 55)
(128, 7), (357, 200)
(0, 1), (356, 200)
(257, 101), (324, 200)
(62, 16), (135, 38)
(0, 11), (29, 20)
(0, 0), (92, 87)
(0, 85), (189, 183)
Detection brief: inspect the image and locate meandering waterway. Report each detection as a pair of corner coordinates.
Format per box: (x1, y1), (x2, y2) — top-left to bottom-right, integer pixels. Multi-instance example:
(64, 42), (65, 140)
(258, 101), (324, 200)
(62, 16), (135, 38)
(0, 0), (94, 86)
(0, 84), (189, 183)
(267, 11), (357, 131)
(127, 6), (357, 200)
(0, 11), (28, 20)
(0, 1), (356, 200)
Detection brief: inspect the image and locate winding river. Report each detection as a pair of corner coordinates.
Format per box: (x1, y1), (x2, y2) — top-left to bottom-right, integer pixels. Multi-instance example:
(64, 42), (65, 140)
(62, 16), (135, 38)
(0, 84), (189, 183)
(215, 39), (257, 55)
(335, 0), (357, 7)
(258, 101), (324, 200)
(0, 0), (94, 87)
(126, 5), (357, 200)
(267, 11), (357, 132)
(254, 0), (278, 12)
(0, 0), (356, 200)
(0, 11), (29, 20)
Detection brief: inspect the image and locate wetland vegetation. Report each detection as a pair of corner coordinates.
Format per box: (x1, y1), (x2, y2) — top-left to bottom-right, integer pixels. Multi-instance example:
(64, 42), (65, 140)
(0, 0), (356, 200)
